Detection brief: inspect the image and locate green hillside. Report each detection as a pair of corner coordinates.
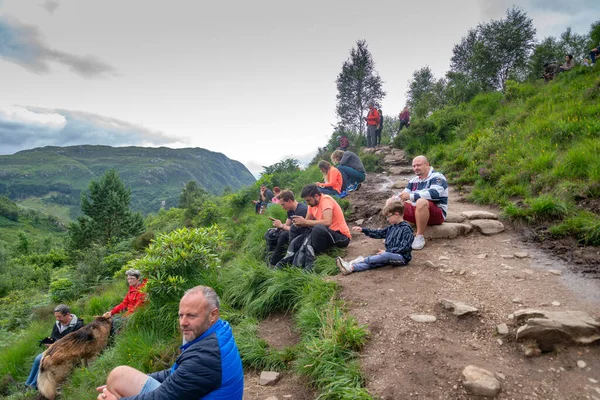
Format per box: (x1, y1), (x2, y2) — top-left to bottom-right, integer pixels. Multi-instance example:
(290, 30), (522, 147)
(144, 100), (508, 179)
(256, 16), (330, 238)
(394, 66), (600, 244)
(0, 145), (256, 215)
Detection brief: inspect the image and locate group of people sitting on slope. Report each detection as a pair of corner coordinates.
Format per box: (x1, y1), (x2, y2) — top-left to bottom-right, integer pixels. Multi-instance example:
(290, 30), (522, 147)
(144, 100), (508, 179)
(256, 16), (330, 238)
(264, 154), (448, 275)
(27, 269), (245, 399)
(543, 45), (600, 82)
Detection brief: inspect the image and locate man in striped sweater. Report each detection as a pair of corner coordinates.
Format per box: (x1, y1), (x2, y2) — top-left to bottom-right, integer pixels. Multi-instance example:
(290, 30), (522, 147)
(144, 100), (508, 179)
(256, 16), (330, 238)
(391, 155), (448, 250)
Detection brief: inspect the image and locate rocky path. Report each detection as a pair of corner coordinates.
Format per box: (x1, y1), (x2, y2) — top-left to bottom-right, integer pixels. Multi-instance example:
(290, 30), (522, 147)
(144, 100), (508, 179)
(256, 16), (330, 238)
(244, 147), (600, 400)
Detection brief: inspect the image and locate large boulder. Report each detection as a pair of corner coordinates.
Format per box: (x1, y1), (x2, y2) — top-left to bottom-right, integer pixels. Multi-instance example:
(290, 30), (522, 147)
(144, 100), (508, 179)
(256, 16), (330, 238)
(514, 309), (600, 352)
(462, 365), (501, 397)
(470, 219), (505, 235)
(424, 223), (472, 239)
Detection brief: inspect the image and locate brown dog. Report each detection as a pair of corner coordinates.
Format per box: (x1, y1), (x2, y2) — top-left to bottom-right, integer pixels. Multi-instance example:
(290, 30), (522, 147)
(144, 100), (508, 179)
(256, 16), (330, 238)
(38, 316), (112, 400)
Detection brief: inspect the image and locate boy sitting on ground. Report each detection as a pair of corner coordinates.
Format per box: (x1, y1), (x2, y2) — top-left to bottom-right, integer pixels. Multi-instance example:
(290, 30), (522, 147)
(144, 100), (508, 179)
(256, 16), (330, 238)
(336, 201), (413, 275)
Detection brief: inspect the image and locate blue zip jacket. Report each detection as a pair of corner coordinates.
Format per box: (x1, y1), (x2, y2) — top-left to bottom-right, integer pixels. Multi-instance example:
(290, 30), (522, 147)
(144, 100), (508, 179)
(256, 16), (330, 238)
(123, 319), (243, 399)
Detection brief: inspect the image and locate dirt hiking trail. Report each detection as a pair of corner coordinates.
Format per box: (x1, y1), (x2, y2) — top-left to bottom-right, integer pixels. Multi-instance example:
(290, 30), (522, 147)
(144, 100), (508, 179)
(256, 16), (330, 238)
(244, 146), (600, 400)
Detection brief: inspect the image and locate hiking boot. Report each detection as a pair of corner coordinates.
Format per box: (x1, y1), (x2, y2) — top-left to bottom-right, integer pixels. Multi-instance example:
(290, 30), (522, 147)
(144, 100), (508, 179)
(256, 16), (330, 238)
(336, 257), (353, 275)
(339, 191), (348, 198)
(355, 182), (362, 191)
(412, 235), (426, 250)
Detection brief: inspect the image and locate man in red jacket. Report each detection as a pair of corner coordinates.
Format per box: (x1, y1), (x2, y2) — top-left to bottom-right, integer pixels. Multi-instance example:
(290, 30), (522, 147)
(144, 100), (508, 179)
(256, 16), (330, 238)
(364, 101), (380, 148)
(103, 269), (147, 318)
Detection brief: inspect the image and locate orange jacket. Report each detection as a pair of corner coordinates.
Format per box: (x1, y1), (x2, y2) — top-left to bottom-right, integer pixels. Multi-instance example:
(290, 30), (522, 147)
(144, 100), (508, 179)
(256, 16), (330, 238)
(321, 166), (343, 194)
(110, 279), (148, 316)
(366, 108), (380, 126)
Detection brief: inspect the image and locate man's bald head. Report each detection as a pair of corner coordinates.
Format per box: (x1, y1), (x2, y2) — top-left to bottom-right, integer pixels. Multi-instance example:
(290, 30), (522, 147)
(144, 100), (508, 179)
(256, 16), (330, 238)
(412, 156), (431, 179)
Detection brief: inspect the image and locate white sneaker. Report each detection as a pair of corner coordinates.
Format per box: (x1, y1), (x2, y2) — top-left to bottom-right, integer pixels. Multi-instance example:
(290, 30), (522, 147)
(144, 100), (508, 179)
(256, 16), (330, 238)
(412, 235), (426, 250)
(349, 256), (365, 265)
(336, 257), (353, 275)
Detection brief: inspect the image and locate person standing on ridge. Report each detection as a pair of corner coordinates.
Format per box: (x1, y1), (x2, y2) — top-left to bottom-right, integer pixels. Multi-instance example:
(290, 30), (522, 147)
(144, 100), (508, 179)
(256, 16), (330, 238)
(375, 108), (384, 146)
(398, 106), (410, 133)
(364, 101), (380, 148)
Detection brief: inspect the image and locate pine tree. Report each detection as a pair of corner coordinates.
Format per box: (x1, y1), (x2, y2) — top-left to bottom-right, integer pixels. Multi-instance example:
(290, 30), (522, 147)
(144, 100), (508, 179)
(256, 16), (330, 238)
(335, 39), (386, 135)
(68, 170), (144, 250)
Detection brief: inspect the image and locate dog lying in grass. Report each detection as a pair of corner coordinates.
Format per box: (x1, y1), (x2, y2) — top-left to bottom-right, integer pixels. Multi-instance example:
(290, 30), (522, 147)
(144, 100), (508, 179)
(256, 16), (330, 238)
(38, 316), (112, 400)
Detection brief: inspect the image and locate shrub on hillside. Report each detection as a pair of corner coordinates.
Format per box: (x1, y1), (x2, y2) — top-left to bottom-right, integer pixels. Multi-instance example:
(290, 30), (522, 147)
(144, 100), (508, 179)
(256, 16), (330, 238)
(360, 153), (383, 173)
(0, 196), (18, 222)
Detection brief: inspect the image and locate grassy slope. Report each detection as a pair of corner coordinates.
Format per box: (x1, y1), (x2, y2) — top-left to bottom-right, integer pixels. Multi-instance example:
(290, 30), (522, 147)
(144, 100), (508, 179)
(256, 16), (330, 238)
(395, 66), (600, 244)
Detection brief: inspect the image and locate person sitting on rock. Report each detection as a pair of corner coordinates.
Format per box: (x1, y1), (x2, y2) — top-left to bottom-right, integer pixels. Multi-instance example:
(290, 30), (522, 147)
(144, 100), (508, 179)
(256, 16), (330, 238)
(103, 269), (147, 332)
(316, 160), (343, 197)
(336, 201), (413, 275)
(331, 150), (365, 193)
(389, 155), (448, 250)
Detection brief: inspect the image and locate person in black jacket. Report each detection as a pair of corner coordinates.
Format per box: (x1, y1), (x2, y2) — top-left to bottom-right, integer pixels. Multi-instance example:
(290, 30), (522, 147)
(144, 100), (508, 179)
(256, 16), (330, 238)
(96, 286), (243, 400)
(375, 108), (384, 146)
(25, 304), (84, 389)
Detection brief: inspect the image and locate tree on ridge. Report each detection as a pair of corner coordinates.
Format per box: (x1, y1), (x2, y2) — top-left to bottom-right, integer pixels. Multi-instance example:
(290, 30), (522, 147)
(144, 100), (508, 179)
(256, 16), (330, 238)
(336, 39), (386, 136)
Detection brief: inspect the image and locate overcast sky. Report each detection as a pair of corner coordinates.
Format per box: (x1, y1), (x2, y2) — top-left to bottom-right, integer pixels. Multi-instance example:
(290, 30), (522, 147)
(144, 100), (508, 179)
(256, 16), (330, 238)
(1, 0), (598, 175)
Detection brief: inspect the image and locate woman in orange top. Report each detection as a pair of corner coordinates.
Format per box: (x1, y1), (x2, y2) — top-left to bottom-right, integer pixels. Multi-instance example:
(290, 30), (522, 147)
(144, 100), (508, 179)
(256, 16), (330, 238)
(316, 160), (343, 196)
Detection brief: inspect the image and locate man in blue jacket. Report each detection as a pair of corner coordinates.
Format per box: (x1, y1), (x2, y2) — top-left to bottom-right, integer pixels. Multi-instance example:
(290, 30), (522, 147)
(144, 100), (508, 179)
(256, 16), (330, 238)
(96, 286), (243, 400)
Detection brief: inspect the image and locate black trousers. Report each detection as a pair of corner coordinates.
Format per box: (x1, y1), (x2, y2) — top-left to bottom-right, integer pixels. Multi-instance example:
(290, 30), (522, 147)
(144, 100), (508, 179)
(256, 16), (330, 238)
(310, 224), (350, 254)
(269, 230), (290, 266)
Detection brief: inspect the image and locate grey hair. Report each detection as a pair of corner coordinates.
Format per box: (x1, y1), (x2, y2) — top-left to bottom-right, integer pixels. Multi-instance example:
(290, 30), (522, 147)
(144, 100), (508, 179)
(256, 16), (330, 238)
(125, 269), (141, 279)
(184, 285), (220, 310)
(53, 304), (70, 315)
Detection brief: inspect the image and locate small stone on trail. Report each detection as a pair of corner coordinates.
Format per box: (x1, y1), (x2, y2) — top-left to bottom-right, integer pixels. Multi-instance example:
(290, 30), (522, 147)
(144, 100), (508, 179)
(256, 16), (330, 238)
(470, 219), (505, 235)
(439, 256), (450, 261)
(589, 378), (598, 383)
(501, 254), (514, 259)
(577, 360), (587, 368)
(354, 218), (364, 225)
(459, 269), (466, 275)
(265, 397), (278, 400)
(259, 371), (281, 386)
(476, 253), (488, 259)
(514, 251), (529, 258)
(461, 210), (498, 220)
(423, 260), (436, 268)
(410, 314), (437, 323)
(551, 301), (561, 307)
(549, 269), (562, 276)
(440, 299), (478, 316)
(462, 365), (501, 397)
(512, 298), (523, 304)
(445, 211), (467, 223)
(443, 269), (454, 273)
(502, 264), (514, 270)
(497, 323), (509, 335)
(497, 339), (503, 345)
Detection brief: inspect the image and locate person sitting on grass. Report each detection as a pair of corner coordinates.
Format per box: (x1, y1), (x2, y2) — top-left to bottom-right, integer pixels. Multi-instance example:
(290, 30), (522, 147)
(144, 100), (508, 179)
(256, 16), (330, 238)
(103, 269), (147, 332)
(331, 150), (365, 193)
(559, 54), (575, 72)
(336, 201), (413, 275)
(26, 304), (84, 390)
(316, 160), (343, 197)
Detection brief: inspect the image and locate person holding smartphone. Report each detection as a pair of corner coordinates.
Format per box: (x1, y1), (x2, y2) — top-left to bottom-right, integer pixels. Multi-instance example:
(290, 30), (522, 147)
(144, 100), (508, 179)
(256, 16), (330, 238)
(265, 190), (308, 266)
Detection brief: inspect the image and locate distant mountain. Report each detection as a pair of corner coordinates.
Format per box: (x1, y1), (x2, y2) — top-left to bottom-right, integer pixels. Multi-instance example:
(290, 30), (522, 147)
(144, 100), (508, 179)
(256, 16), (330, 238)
(0, 145), (256, 215)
